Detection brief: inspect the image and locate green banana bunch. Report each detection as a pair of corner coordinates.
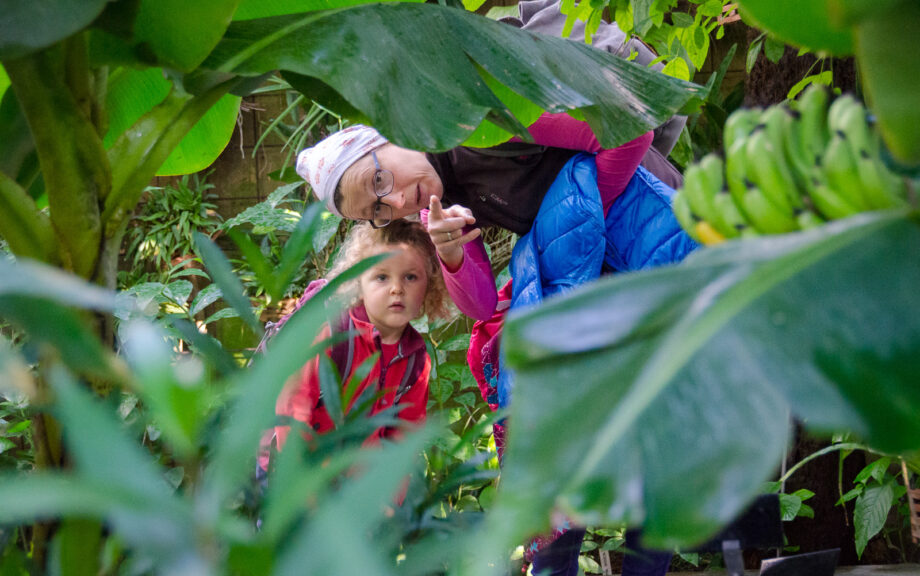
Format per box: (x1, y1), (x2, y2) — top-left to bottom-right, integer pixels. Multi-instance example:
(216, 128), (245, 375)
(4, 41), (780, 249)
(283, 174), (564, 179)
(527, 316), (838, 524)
(671, 84), (912, 246)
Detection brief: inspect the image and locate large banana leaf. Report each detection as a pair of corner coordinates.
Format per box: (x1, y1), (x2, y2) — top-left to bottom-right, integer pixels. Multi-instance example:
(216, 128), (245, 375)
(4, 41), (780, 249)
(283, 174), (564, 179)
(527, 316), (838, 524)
(132, 0), (241, 72)
(203, 2), (705, 151)
(232, 0), (423, 20)
(498, 210), (920, 548)
(0, 0), (110, 60)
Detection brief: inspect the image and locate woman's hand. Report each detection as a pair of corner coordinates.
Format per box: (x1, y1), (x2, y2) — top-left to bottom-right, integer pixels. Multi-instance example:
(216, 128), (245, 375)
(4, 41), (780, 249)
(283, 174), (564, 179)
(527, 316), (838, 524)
(426, 196), (481, 270)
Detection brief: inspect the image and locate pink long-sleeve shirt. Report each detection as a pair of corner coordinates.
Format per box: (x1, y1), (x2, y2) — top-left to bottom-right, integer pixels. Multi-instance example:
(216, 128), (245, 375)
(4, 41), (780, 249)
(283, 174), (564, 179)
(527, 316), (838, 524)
(428, 112), (652, 320)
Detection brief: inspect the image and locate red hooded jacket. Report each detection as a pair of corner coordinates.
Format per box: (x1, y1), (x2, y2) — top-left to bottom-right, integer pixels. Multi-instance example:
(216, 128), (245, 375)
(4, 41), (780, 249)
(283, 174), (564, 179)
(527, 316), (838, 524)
(270, 304), (430, 455)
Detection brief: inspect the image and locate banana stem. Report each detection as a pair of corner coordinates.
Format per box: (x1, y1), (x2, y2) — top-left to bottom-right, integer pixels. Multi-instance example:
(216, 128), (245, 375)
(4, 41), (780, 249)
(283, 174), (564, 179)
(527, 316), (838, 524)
(4, 43), (109, 279)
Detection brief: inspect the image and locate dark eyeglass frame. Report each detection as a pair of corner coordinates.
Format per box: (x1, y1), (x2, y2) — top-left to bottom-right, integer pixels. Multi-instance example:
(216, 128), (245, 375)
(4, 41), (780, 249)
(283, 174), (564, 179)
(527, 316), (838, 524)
(368, 150), (395, 229)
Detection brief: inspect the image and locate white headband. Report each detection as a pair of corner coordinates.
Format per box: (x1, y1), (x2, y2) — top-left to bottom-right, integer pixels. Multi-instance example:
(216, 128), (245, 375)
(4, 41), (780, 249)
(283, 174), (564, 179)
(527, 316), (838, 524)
(295, 125), (389, 217)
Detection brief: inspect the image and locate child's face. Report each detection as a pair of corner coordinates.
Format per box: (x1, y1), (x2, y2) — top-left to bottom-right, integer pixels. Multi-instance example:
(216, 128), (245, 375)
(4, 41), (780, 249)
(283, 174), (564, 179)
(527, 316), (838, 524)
(359, 243), (429, 344)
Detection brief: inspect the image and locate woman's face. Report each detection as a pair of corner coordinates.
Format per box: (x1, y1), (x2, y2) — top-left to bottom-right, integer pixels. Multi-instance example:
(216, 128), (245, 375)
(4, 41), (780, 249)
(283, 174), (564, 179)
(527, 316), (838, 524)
(337, 143), (443, 222)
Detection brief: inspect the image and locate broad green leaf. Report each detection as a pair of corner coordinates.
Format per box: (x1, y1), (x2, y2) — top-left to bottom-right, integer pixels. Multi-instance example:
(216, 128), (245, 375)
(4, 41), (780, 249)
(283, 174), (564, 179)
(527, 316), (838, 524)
(746, 37), (763, 74)
(134, 0), (241, 72)
(223, 203), (301, 234)
(778, 493), (802, 521)
(103, 76), (239, 231)
(438, 333), (472, 352)
(0, 259), (127, 312)
(274, 202), (323, 301)
(203, 3), (704, 151)
(232, 0), (422, 21)
(274, 427), (434, 576)
(227, 228), (275, 298)
(0, 260), (129, 381)
(0, 474), (149, 523)
(103, 68), (173, 150)
(167, 318), (239, 376)
(854, 481), (894, 557)
(121, 322), (208, 459)
(855, 3), (920, 164)
(104, 67), (243, 177)
(204, 307), (239, 324)
(163, 280), (193, 306)
(190, 284), (224, 317)
(55, 518), (102, 576)
(763, 36), (785, 63)
(222, 182), (303, 232)
(317, 353), (344, 428)
(0, 0), (110, 59)
(632, 0), (656, 36)
(261, 429), (361, 541)
(49, 366), (195, 556)
(195, 232), (261, 335)
(158, 92), (241, 175)
(500, 211), (920, 548)
(661, 57), (691, 82)
(313, 209), (343, 253)
(461, 66), (544, 149)
(735, 0), (852, 55)
(854, 457), (892, 486)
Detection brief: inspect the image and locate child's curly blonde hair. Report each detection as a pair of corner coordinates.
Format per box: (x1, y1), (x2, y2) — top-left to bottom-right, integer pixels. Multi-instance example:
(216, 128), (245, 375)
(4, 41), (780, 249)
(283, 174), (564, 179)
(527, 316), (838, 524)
(328, 220), (451, 320)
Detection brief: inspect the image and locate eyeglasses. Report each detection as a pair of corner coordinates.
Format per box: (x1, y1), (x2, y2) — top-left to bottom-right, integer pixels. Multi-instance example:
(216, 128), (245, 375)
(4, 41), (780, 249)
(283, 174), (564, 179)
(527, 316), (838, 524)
(368, 150), (395, 228)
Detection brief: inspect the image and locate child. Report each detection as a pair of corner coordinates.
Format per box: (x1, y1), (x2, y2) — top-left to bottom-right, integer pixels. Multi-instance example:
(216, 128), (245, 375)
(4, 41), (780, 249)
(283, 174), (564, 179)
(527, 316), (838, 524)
(264, 219), (449, 462)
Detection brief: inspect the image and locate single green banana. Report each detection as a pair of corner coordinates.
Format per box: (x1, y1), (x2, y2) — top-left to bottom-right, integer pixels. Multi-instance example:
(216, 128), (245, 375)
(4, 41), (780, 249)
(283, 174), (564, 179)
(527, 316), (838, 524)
(723, 108), (761, 151)
(725, 139), (752, 222)
(795, 85), (830, 168)
(713, 191), (745, 238)
(854, 150), (909, 209)
(680, 162), (723, 229)
(744, 128), (799, 216)
(759, 104), (789, 153)
(828, 94), (861, 136)
(671, 191), (702, 242)
(760, 105), (807, 210)
(837, 98), (874, 158)
(781, 107), (813, 192)
(696, 154), (737, 236)
(822, 132), (871, 211)
(740, 184), (800, 234)
(807, 181), (861, 220)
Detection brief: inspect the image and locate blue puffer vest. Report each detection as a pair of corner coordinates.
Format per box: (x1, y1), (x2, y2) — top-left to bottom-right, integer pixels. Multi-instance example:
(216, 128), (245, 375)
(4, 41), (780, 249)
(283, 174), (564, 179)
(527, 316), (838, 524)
(497, 154), (698, 408)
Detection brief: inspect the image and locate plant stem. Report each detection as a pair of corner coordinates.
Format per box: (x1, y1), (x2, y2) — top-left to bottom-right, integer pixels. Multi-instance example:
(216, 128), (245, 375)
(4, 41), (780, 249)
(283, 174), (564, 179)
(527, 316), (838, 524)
(777, 442), (873, 485)
(4, 42), (108, 279)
